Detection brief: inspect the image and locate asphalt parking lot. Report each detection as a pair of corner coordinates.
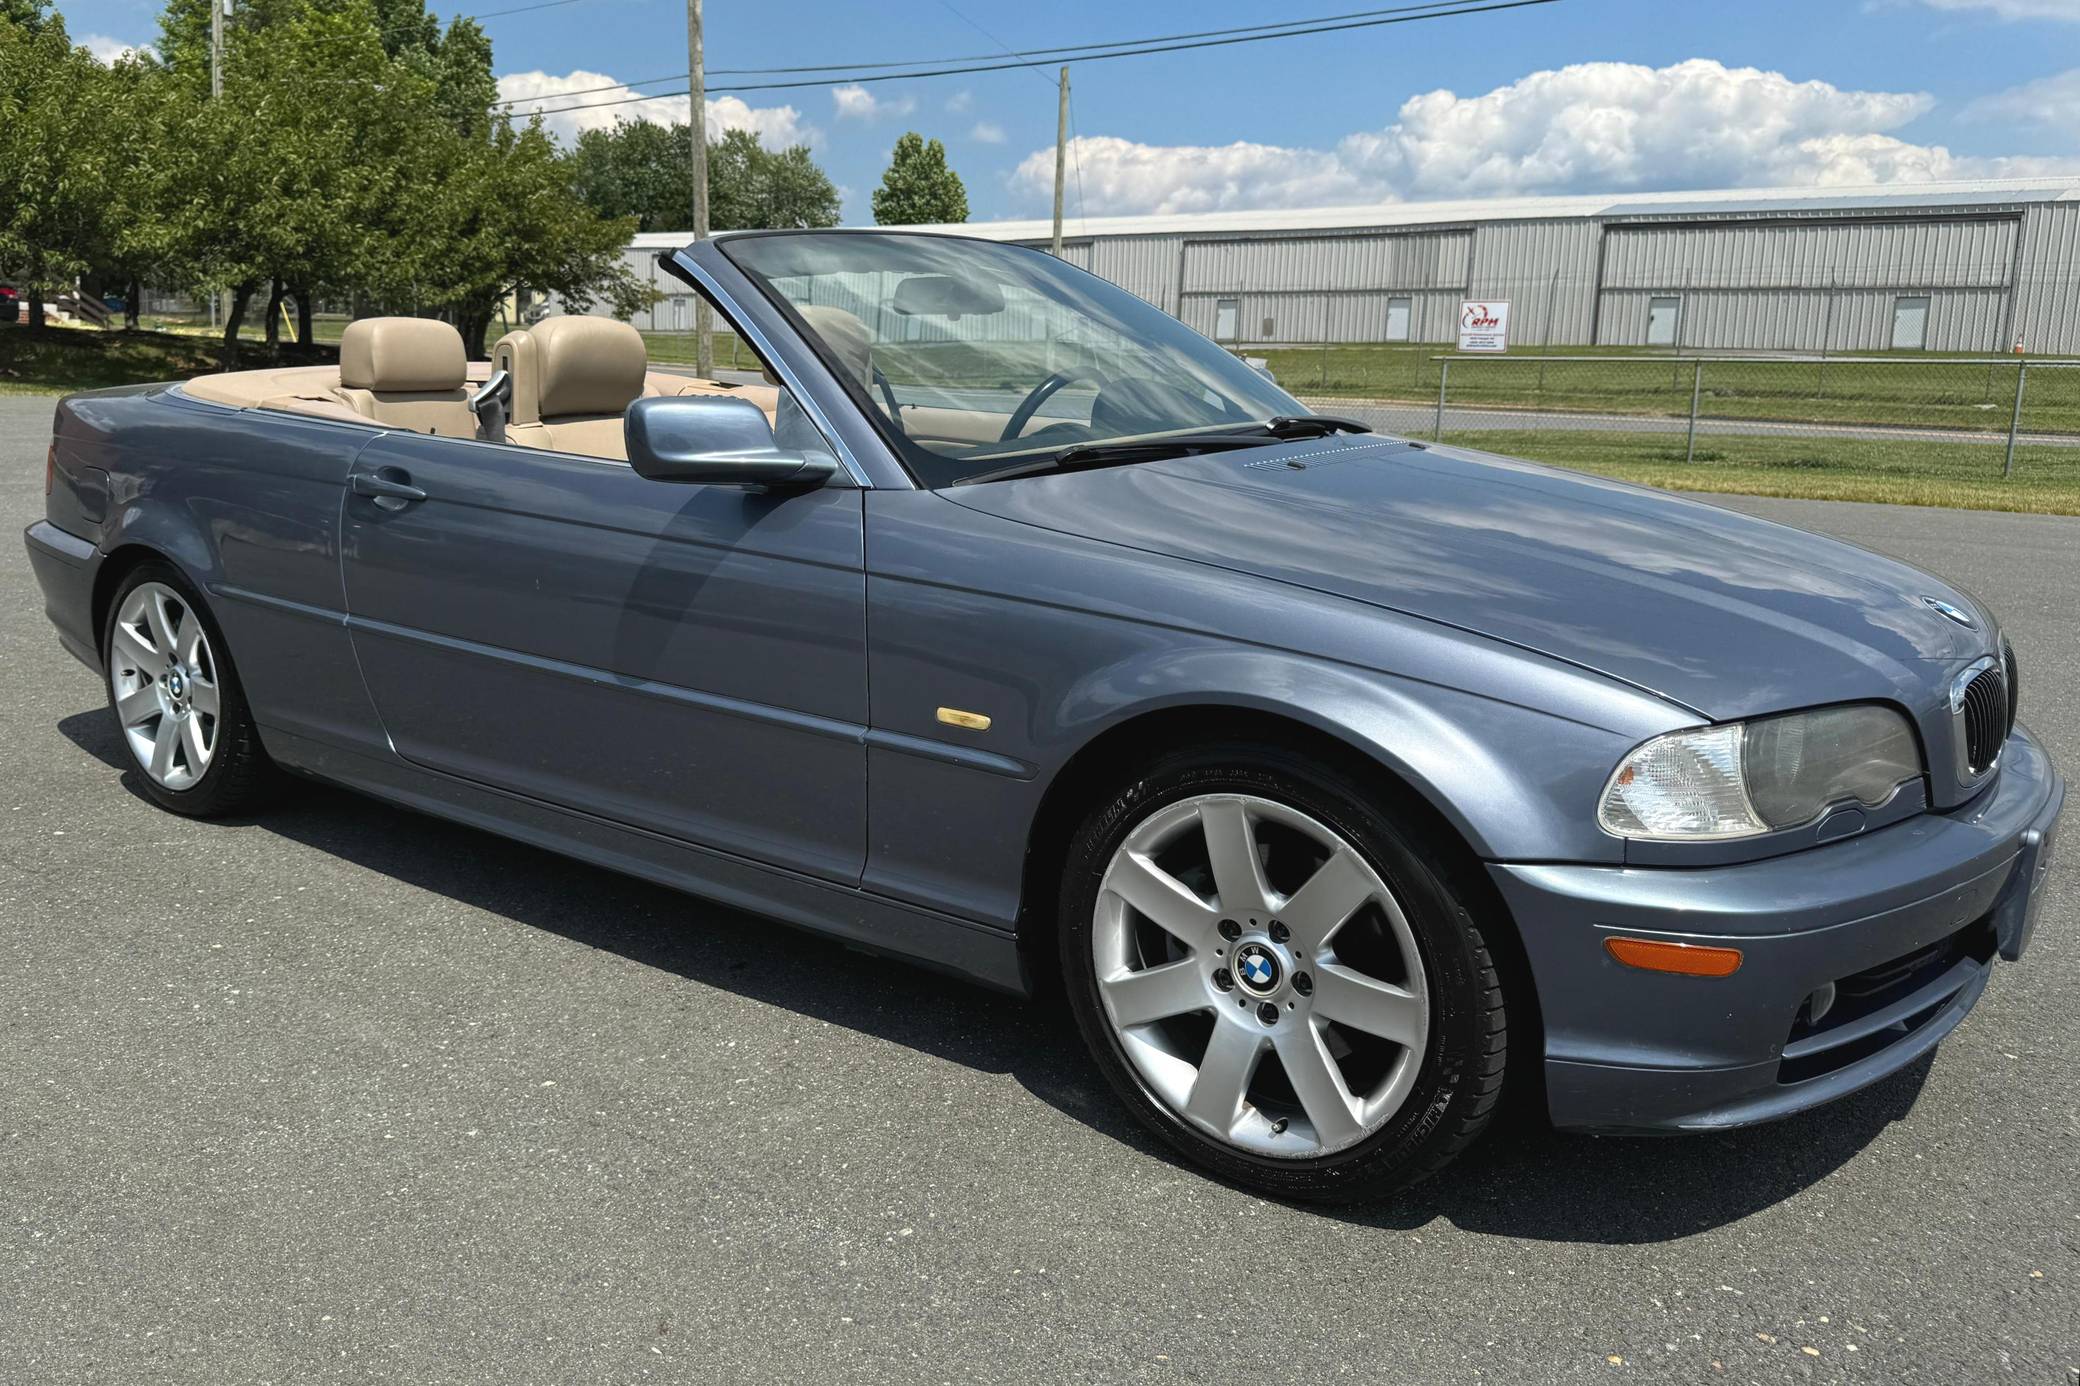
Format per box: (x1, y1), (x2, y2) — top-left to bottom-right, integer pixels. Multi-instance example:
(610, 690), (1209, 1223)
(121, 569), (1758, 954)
(2, 394), (2074, 1384)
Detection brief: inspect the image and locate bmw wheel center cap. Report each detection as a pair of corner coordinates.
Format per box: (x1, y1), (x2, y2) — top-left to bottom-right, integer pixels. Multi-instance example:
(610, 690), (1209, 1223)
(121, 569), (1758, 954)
(1234, 942), (1282, 995)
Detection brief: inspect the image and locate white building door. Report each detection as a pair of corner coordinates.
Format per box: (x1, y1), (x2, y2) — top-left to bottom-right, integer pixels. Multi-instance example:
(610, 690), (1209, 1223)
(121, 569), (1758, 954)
(1213, 298), (1240, 341)
(1385, 297), (1411, 342)
(1646, 296), (1681, 347)
(1891, 296), (1930, 350)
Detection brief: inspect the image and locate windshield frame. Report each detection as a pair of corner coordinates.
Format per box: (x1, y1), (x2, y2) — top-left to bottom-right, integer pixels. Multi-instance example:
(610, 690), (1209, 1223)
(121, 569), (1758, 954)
(714, 229), (1307, 489)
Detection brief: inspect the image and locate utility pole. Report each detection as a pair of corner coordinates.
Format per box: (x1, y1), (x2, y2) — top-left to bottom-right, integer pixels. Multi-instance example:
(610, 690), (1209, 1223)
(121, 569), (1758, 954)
(686, 0), (713, 377)
(1050, 66), (1069, 258)
(212, 0), (227, 332)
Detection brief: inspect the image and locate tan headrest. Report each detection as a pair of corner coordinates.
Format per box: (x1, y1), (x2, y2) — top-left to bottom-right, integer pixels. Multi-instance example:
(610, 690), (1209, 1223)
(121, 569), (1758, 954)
(528, 316), (649, 419)
(800, 305), (873, 391)
(340, 317), (465, 392)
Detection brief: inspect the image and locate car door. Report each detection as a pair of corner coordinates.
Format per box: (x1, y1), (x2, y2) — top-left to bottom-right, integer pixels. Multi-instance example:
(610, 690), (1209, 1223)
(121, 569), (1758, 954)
(337, 430), (868, 885)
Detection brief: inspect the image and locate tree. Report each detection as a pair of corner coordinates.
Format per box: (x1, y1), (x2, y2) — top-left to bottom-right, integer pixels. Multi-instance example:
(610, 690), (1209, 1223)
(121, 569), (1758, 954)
(708, 129), (841, 231)
(0, 14), (120, 327)
(1, 0), (50, 32)
(409, 117), (648, 355)
(872, 132), (967, 225)
(568, 120), (839, 232)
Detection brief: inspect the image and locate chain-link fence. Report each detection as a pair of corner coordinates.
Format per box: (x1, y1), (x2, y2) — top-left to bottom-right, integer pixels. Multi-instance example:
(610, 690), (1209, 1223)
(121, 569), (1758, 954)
(1239, 345), (2080, 508)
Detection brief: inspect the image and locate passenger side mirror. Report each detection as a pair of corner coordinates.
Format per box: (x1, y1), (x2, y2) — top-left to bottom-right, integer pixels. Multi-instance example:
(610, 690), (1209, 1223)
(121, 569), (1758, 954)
(625, 395), (838, 488)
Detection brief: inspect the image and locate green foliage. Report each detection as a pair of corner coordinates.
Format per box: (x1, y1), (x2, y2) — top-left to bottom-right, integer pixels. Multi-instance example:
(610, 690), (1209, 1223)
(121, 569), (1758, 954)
(1, 0), (49, 33)
(6, 0), (646, 362)
(708, 128), (841, 231)
(871, 131), (967, 226)
(569, 120), (841, 233)
(0, 13), (121, 307)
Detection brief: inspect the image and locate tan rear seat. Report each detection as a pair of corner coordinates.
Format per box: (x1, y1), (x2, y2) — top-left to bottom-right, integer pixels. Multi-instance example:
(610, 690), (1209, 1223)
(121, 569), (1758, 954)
(493, 316), (653, 459)
(334, 317), (475, 438)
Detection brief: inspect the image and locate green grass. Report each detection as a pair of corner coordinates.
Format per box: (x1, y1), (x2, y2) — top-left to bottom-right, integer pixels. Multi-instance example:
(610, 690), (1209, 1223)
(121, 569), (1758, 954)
(1261, 343), (2080, 437)
(1447, 428), (2080, 515)
(0, 324), (334, 395)
(639, 330), (755, 370)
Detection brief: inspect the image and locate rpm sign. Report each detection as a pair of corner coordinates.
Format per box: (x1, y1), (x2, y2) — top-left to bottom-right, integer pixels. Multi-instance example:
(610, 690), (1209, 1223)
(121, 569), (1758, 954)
(1458, 300), (1511, 353)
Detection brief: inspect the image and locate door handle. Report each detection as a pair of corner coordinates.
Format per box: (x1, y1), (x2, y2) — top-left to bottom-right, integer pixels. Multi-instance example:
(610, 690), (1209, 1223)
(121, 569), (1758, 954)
(351, 469), (427, 507)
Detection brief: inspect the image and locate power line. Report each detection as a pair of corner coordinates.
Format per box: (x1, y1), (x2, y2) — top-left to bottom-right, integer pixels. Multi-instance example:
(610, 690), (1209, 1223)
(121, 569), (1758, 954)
(712, 0), (1506, 76)
(492, 0), (1523, 105)
(494, 0), (1556, 114)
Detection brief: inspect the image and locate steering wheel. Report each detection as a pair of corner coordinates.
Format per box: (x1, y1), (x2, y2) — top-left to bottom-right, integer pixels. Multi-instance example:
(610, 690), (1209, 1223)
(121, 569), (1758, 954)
(1002, 367), (1105, 443)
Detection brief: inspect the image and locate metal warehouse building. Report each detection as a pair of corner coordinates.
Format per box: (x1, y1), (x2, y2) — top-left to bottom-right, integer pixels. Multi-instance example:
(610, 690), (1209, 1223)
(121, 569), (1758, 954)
(618, 175), (2080, 355)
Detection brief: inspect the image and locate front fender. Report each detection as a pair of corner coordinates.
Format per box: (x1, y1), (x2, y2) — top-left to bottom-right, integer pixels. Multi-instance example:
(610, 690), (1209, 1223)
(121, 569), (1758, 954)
(861, 490), (1684, 935)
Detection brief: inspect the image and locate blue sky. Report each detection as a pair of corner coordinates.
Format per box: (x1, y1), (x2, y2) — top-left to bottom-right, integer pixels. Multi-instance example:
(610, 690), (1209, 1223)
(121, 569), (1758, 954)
(65, 0), (2080, 222)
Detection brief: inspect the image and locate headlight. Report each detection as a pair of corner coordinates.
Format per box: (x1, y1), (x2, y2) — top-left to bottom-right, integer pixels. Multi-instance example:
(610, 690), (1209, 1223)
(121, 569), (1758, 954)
(1599, 705), (1923, 841)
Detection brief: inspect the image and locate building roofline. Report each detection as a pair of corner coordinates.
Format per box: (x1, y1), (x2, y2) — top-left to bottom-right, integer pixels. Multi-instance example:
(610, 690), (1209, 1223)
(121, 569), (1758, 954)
(627, 174), (2080, 249)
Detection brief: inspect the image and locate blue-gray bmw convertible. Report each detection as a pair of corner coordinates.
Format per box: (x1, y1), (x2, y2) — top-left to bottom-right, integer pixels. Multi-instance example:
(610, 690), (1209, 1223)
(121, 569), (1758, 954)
(24, 231), (2064, 1200)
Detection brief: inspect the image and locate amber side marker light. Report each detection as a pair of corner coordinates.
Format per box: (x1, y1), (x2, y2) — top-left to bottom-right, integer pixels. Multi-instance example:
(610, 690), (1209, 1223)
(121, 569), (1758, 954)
(1604, 936), (1744, 977)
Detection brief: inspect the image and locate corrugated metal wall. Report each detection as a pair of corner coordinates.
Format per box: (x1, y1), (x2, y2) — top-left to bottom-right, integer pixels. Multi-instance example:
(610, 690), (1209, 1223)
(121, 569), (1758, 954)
(1177, 230), (1470, 292)
(1464, 218), (1600, 347)
(1087, 235), (1181, 311)
(2011, 201), (2080, 353)
(1596, 286), (2011, 352)
(1600, 217), (2017, 289)
(607, 198), (2080, 353)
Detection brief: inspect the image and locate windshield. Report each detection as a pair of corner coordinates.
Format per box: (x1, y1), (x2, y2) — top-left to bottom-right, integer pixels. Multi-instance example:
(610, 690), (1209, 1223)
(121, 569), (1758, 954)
(720, 231), (1305, 487)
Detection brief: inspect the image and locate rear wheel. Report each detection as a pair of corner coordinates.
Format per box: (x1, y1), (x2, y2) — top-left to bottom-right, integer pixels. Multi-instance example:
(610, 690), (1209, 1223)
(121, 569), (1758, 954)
(103, 563), (276, 817)
(1060, 744), (1506, 1201)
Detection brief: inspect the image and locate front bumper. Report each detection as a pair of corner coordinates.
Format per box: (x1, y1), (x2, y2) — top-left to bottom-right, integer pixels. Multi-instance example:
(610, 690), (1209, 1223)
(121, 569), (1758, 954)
(1493, 726), (2064, 1133)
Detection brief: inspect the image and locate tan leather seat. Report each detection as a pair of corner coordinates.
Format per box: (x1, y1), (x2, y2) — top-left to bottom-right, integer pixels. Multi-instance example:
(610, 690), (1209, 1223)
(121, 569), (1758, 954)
(493, 316), (652, 459)
(799, 305), (874, 393)
(335, 318), (475, 437)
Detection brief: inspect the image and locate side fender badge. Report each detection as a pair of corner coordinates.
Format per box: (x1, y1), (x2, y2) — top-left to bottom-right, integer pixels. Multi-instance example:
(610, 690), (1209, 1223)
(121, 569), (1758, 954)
(935, 706), (992, 732)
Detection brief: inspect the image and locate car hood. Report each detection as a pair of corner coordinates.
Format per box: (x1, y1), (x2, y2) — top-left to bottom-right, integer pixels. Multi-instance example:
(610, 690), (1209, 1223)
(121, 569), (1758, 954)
(940, 436), (1993, 720)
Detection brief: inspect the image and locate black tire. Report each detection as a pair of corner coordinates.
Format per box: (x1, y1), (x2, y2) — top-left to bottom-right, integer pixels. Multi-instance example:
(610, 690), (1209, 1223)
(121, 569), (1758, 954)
(1059, 742), (1507, 1202)
(101, 561), (278, 817)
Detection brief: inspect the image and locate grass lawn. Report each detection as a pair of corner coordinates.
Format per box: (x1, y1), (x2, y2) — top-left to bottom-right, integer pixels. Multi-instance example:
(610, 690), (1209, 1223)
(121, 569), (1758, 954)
(1260, 343), (2080, 437)
(0, 324), (334, 395)
(1448, 428), (2080, 516)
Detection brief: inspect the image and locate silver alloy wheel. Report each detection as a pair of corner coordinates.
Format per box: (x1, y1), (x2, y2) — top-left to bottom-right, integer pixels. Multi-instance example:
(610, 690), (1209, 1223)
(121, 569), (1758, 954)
(109, 582), (220, 792)
(1093, 793), (1430, 1158)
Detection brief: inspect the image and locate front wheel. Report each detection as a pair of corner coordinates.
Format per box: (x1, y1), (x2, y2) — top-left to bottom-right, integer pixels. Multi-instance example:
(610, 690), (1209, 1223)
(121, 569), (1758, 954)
(1059, 744), (1507, 1202)
(103, 562), (277, 817)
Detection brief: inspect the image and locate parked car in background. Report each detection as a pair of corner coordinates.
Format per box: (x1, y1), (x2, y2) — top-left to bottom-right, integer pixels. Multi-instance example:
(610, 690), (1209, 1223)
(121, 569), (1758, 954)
(0, 285), (20, 324)
(25, 231), (2064, 1201)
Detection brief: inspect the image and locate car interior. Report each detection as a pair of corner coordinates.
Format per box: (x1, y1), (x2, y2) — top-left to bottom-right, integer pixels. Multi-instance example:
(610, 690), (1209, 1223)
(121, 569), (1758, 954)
(180, 315), (782, 462)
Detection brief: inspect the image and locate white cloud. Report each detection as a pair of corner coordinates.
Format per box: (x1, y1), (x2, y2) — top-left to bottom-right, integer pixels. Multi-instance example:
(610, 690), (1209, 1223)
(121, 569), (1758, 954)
(81, 33), (155, 64)
(1013, 58), (2080, 215)
(832, 84), (916, 122)
(1015, 134), (1390, 216)
(946, 89), (973, 113)
(1909, 0), (2080, 17)
(1966, 66), (2080, 127)
(1337, 60), (1936, 195)
(496, 70), (808, 149)
(969, 121), (1007, 144)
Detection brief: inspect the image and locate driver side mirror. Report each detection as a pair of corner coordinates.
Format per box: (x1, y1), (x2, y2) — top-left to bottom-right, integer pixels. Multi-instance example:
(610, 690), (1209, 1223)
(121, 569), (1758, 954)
(625, 395), (838, 489)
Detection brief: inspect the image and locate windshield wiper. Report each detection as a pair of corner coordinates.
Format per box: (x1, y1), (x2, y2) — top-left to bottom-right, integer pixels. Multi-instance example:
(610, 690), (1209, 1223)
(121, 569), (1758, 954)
(954, 433), (1274, 485)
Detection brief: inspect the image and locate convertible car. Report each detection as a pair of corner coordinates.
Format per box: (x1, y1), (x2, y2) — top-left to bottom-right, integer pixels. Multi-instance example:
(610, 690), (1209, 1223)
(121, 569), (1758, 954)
(25, 231), (2065, 1200)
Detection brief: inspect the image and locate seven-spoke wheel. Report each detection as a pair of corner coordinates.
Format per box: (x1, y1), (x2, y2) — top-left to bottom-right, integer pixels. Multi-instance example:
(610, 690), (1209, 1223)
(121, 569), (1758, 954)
(1093, 792), (1430, 1157)
(110, 581), (221, 791)
(1061, 745), (1507, 1201)
(102, 563), (276, 816)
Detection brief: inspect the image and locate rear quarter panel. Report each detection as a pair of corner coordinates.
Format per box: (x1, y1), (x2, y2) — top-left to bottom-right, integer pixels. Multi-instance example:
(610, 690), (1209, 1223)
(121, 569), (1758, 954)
(57, 387), (387, 756)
